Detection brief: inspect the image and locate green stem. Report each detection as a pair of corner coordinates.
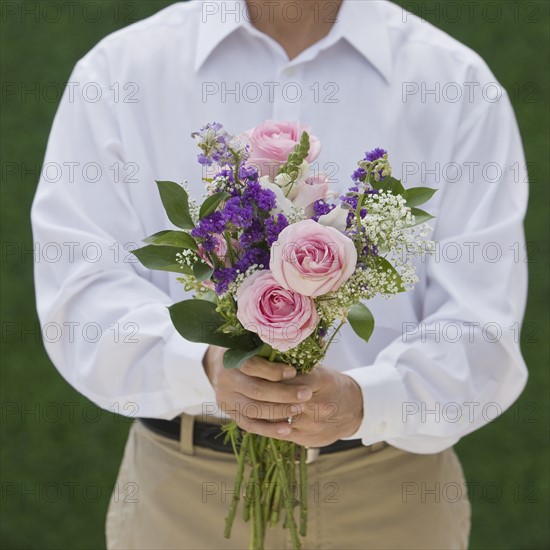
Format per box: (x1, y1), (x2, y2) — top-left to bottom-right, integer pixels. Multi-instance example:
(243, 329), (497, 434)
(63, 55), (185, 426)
(224, 431), (250, 539)
(355, 193), (364, 234)
(288, 443), (297, 506)
(325, 321), (345, 350)
(269, 472), (282, 527)
(269, 439), (301, 549)
(229, 148), (241, 186)
(223, 231), (236, 264)
(243, 470), (253, 523)
(355, 164), (374, 236)
(221, 421), (240, 456)
(248, 436), (265, 550)
(249, 501), (256, 550)
(263, 463), (277, 525)
(299, 446), (308, 537)
(268, 348), (277, 362)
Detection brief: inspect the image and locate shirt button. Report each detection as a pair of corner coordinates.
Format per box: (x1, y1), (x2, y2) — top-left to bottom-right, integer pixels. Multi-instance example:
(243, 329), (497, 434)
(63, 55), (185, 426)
(378, 421), (387, 433)
(284, 67), (295, 78)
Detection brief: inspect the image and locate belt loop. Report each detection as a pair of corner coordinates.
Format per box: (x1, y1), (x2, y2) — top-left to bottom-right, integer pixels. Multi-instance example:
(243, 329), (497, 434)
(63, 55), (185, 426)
(179, 413), (195, 455)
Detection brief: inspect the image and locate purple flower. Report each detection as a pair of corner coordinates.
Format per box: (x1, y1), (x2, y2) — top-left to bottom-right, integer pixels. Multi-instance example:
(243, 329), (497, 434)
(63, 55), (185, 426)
(361, 243), (379, 257)
(198, 154), (210, 166)
(352, 149), (388, 182)
(222, 197), (255, 228)
(192, 122), (248, 167)
(214, 168), (235, 182)
(239, 219), (264, 246)
(243, 181), (276, 212)
(191, 211), (226, 238)
(338, 193), (367, 227)
(201, 234), (217, 252)
(313, 200), (335, 218)
(239, 164), (259, 181)
(265, 213), (289, 246)
(351, 168), (366, 182)
(340, 194), (367, 217)
(364, 148), (387, 162)
(235, 248), (270, 273)
(213, 267), (238, 294)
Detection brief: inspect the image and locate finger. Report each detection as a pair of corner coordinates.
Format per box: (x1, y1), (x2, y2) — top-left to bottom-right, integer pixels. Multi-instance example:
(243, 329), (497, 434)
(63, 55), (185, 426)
(239, 356), (296, 382)
(238, 377), (313, 404)
(230, 398), (305, 422)
(282, 368), (325, 392)
(237, 416), (296, 439)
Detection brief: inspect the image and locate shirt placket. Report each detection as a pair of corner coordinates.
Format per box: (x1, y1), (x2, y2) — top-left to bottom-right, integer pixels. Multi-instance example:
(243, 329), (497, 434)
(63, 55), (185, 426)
(272, 63), (305, 122)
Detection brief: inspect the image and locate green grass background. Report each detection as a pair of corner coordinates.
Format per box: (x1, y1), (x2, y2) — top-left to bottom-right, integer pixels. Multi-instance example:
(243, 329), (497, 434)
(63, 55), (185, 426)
(1, 1), (548, 548)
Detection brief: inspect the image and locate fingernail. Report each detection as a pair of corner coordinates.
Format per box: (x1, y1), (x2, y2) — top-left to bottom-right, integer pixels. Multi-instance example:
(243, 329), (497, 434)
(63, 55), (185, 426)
(277, 425), (292, 436)
(283, 368), (295, 379)
(290, 404), (303, 415)
(297, 388), (312, 400)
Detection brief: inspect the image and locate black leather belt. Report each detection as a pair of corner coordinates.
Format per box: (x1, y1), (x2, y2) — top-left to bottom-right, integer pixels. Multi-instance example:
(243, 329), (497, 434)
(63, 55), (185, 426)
(139, 416), (368, 455)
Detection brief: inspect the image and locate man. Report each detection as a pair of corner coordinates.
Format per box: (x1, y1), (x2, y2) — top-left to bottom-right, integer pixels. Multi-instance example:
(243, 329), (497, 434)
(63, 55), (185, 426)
(31, 0), (528, 548)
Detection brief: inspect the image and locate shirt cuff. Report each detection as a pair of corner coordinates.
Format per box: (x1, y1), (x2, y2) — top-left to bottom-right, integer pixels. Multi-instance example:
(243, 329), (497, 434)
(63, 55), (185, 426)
(342, 363), (409, 444)
(163, 331), (217, 417)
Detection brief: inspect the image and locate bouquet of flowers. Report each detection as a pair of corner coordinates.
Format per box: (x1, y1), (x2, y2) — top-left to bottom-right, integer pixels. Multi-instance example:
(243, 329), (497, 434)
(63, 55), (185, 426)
(132, 120), (435, 549)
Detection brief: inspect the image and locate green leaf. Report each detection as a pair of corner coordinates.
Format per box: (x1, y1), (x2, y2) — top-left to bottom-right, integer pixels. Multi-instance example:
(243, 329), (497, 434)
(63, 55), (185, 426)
(409, 207), (435, 226)
(198, 290), (219, 305)
(156, 180), (194, 229)
(193, 262), (214, 281)
(404, 187), (437, 208)
(372, 176), (406, 196)
(199, 192), (230, 219)
(223, 344), (270, 369)
(131, 245), (191, 274)
(371, 256), (405, 292)
(143, 230), (171, 244)
(143, 230), (198, 250)
(347, 302), (375, 343)
(168, 300), (259, 350)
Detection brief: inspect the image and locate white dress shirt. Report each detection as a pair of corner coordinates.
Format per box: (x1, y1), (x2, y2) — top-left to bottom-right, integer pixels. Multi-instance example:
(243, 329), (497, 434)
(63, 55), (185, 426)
(31, 0), (528, 453)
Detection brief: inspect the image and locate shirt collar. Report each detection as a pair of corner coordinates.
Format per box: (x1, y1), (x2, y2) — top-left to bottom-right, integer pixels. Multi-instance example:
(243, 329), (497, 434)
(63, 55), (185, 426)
(194, 0), (393, 83)
(335, 0), (393, 84)
(194, 0), (247, 72)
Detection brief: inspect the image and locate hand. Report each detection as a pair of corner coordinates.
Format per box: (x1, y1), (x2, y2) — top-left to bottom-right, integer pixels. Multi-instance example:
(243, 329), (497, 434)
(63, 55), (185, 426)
(203, 346), (364, 447)
(203, 344), (311, 424)
(268, 367), (364, 447)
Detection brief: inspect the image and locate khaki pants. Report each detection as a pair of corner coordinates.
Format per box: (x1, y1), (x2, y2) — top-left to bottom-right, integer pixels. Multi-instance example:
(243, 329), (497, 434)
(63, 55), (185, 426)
(106, 418), (471, 549)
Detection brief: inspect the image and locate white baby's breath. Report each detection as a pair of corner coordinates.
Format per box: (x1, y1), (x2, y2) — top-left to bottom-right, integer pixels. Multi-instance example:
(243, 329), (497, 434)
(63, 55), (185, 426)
(175, 248), (198, 269)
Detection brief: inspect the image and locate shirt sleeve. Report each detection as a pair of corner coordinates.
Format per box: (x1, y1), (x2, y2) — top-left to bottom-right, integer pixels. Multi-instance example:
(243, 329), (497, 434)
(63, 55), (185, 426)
(31, 57), (216, 420)
(343, 89), (529, 454)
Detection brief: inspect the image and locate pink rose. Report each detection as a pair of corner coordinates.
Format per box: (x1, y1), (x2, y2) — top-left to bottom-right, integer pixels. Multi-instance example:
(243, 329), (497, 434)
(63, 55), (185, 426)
(245, 120), (321, 179)
(292, 172), (330, 216)
(270, 219), (357, 297)
(236, 270), (319, 352)
(197, 234), (236, 268)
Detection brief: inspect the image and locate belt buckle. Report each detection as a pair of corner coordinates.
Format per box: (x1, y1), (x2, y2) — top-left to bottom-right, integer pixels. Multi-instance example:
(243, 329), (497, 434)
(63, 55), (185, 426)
(305, 447), (320, 464)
